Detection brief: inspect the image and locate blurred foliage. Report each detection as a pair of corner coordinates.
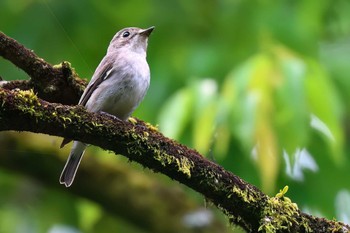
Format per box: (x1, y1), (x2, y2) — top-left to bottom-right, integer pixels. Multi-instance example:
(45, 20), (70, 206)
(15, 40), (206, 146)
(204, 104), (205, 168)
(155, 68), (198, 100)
(1, 0), (350, 232)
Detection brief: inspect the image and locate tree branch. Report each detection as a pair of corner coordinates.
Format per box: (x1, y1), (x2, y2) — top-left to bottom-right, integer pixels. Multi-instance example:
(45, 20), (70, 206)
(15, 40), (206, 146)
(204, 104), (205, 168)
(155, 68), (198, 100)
(0, 31), (86, 104)
(0, 87), (348, 232)
(1, 32), (349, 232)
(0, 132), (228, 233)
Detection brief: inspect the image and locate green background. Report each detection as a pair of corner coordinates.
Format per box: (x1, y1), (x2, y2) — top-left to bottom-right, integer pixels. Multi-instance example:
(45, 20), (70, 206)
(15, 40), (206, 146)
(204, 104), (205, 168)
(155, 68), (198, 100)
(1, 0), (350, 232)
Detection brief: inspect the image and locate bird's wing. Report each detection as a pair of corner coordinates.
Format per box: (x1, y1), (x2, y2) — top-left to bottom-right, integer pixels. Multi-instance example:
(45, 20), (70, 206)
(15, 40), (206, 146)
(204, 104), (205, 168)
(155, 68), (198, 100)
(60, 56), (115, 148)
(79, 58), (114, 106)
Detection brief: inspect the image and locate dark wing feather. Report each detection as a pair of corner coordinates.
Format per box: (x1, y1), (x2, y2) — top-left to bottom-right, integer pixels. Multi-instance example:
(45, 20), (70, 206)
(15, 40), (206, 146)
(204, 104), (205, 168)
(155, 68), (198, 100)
(79, 61), (114, 106)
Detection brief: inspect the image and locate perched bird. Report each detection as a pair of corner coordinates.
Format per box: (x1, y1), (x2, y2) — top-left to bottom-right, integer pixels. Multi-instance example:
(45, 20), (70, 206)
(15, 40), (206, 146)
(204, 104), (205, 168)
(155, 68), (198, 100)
(59, 26), (154, 187)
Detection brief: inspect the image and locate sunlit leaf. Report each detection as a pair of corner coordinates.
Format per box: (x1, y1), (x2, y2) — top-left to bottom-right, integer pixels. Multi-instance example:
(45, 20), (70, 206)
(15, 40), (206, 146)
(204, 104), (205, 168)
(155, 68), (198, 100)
(273, 45), (310, 155)
(225, 53), (279, 193)
(158, 88), (193, 140)
(193, 101), (217, 155)
(224, 57), (258, 151)
(192, 79), (218, 155)
(249, 54), (279, 193)
(305, 60), (344, 163)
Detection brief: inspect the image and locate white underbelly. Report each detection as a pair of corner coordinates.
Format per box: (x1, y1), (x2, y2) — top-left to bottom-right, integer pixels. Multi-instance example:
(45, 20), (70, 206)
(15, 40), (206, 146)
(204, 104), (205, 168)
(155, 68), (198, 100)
(85, 73), (149, 120)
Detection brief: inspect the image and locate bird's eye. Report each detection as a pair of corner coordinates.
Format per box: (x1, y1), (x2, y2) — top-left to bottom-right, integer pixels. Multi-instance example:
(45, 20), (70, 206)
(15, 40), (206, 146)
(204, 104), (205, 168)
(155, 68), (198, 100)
(122, 31), (130, 38)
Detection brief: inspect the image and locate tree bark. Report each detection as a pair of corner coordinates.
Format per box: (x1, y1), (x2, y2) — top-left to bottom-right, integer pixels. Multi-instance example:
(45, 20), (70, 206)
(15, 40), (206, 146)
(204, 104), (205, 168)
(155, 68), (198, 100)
(0, 31), (86, 105)
(1, 31), (349, 233)
(0, 132), (228, 233)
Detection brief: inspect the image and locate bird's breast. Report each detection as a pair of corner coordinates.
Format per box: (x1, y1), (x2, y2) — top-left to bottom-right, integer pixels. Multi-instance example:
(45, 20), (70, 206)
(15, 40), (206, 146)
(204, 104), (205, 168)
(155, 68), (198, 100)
(86, 55), (150, 120)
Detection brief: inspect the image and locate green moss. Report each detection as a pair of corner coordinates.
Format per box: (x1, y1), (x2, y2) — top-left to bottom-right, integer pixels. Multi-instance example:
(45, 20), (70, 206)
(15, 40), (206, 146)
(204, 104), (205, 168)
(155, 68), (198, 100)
(154, 151), (173, 166)
(145, 122), (159, 132)
(53, 61), (75, 74)
(59, 116), (72, 123)
(258, 186), (304, 232)
(15, 89), (40, 105)
(124, 118), (193, 177)
(176, 156), (193, 178)
(128, 117), (138, 125)
(231, 186), (257, 203)
(91, 121), (103, 127)
(52, 63), (64, 69)
(53, 61), (84, 92)
(329, 223), (348, 233)
(199, 169), (223, 193)
(14, 89), (42, 117)
(129, 127), (138, 140)
(143, 131), (149, 138)
(153, 149), (193, 178)
(126, 142), (143, 156)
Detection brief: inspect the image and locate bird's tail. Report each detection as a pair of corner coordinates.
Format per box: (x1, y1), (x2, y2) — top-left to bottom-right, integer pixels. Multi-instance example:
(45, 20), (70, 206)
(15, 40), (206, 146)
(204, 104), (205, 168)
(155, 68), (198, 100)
(59, 141), (87, 187)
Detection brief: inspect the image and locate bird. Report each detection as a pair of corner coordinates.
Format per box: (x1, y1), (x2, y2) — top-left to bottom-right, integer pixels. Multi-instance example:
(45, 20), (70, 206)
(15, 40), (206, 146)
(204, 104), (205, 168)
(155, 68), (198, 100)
(59, 26), (154, 187)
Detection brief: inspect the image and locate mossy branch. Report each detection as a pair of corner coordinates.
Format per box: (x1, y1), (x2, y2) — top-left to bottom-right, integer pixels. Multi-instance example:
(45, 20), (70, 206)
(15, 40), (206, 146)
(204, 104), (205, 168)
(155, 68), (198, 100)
(0, 132), (229, 233)
(0, 88), (349, 232)
(0, 31), (86, 105)
(1, 32), (350, 232)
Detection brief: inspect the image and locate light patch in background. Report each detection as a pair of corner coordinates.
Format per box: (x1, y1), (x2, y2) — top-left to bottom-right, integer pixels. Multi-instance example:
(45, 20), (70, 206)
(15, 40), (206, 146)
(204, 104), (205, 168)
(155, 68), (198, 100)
(335, 190), (350, 224)
(283, 148), (318, 181)
(302, 206), (324, 218)
(182, 209), (214, 229)
(310, 114), (335, 141)
(48, 225), (81, 233)
(199, 78), (218, 97)
(251, 146), (258, 161)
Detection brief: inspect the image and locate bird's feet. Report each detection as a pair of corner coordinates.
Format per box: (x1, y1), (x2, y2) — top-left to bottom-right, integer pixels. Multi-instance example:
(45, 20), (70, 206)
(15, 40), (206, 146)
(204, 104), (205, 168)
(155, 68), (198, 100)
(100, 111), (121, 121)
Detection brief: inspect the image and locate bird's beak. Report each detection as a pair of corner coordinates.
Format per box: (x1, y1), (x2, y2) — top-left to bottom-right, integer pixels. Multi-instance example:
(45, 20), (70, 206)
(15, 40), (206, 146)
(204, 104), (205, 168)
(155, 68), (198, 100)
(139, 26), (155, 37)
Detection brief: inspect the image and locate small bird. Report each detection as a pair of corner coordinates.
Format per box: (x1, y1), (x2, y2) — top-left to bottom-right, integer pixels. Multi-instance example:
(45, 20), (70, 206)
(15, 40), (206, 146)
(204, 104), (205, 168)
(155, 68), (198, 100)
(59, 26), (154, 187)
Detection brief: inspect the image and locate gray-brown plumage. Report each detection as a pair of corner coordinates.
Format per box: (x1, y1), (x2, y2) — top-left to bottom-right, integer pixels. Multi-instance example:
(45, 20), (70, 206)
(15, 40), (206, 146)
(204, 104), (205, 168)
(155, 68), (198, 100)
(59, 26), (154, 187)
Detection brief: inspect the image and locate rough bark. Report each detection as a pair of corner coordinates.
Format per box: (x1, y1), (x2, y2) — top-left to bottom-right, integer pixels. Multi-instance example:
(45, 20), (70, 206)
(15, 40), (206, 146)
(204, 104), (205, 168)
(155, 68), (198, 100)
(1, 31), (349, 233)
(0, 132), (228, 233)
(0, 31), (86, 105)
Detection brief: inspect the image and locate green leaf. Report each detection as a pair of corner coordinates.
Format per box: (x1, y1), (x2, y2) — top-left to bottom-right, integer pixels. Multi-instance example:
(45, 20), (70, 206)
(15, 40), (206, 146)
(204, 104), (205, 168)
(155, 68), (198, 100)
(158, 88), (193, 140)
(274, 46), (310, 155)
(305, 60), (344, 163)
(192, 79), (219, 155)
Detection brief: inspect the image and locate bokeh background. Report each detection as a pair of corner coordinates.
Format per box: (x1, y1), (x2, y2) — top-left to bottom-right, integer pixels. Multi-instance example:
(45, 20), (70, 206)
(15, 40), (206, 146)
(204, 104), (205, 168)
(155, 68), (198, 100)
(1, 0), (350, 232)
